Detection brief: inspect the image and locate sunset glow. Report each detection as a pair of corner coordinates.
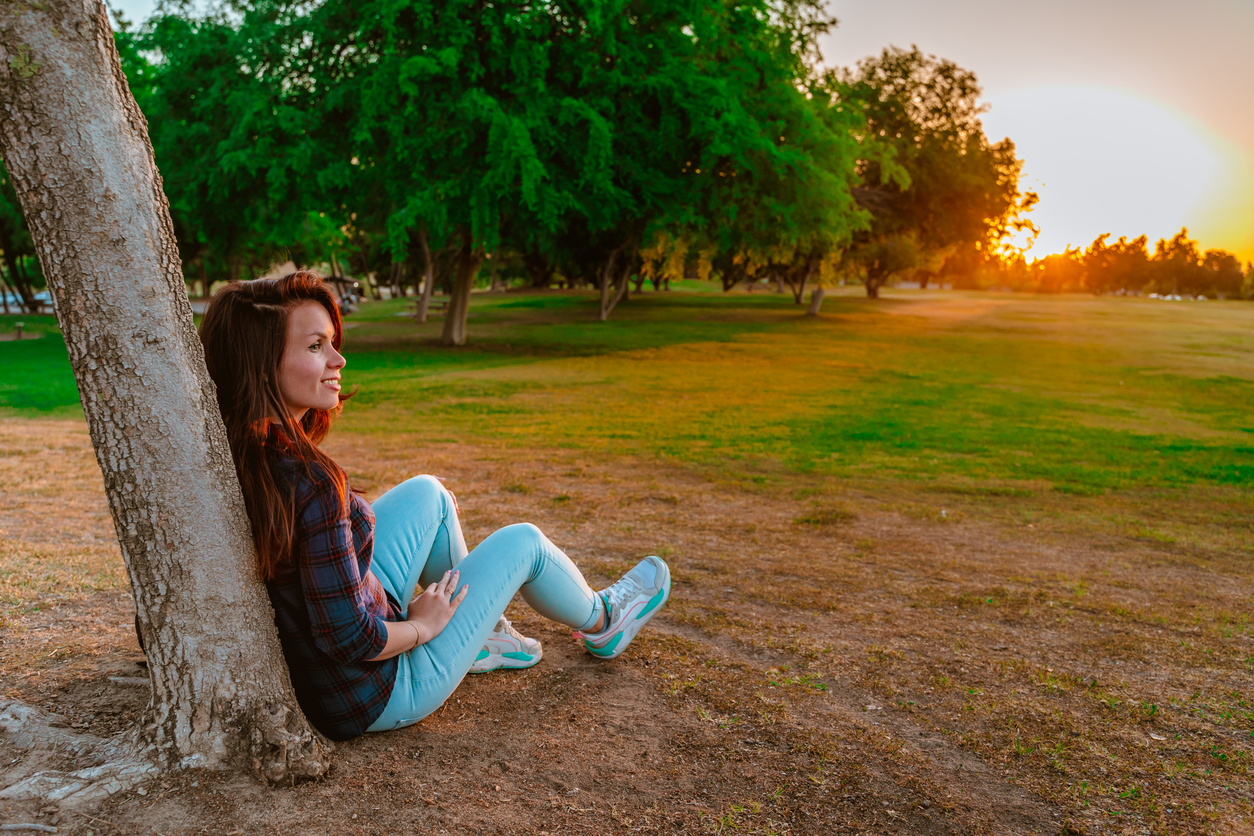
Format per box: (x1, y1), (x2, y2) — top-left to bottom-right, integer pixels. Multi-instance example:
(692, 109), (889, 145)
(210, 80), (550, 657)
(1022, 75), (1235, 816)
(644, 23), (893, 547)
(822, 0), (1254, 266)
(983, 86), (1254, 261)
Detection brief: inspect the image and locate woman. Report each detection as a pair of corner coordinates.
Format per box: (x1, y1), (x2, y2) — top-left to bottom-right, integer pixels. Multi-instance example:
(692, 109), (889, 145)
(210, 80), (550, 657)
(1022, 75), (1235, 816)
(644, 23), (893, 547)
(198, 271), (670, 741)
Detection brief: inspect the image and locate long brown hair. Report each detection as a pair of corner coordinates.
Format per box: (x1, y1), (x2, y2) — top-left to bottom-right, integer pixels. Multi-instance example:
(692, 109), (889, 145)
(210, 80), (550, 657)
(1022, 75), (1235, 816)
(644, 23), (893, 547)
(199, 271), (351, 580)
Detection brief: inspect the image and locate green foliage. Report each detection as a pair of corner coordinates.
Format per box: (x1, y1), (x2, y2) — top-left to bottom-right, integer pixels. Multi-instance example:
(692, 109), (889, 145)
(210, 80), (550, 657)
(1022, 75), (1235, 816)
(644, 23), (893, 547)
(845, 234), (920, 298)
(107, 0), (877, 332)
(117, 10), (348, 287)
(833, 46), (1037, 297)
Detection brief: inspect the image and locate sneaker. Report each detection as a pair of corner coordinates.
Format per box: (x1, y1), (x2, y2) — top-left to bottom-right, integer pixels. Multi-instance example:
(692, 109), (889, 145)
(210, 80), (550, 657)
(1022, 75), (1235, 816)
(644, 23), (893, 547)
(469, 616), (543, 674)
(574, 556), (671, 660)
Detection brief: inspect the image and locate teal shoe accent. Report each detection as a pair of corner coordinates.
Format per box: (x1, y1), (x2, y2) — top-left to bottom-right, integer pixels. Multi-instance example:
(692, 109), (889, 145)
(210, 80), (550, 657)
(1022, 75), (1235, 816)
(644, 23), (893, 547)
(475, 649), (489, 662)
(503, 651), (535, 662)
(636, 585), (668, 620)
(585, 632), (623, 658)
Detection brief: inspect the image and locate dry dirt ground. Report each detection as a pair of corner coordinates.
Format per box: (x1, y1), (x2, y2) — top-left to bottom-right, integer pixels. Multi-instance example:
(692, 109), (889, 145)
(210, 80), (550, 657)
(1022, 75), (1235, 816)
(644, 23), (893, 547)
(0, 418), (1251, 836)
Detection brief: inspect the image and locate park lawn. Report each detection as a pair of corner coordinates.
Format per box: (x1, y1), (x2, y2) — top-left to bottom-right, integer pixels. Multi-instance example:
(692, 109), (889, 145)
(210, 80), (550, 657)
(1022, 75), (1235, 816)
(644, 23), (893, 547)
(341, 289), (1254, 494)
(2, 288), (1253, 834)
(2, 289), (1252, 564)
(4, 288), (1252, 496)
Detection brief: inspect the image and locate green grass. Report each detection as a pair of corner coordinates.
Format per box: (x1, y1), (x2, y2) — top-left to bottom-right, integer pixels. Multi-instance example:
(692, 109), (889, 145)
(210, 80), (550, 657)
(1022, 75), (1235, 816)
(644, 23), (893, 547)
(0, 314), (83, 413)
(3, 289), (1253, 491)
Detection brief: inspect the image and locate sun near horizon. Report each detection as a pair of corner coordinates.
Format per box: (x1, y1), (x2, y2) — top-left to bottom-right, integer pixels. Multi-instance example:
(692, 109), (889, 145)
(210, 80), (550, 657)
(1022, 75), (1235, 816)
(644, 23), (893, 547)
(824, 0), (1254, 266)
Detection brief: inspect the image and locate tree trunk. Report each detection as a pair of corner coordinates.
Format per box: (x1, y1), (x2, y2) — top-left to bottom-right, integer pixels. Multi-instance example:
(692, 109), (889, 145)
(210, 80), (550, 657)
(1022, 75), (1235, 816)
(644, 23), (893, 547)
(441, 231), (483, 345)
(787, 263), (812, 304)
(720, 264), (744, 292)
(598, 243), (631, 321)
(0, 226), (26, 312)
(0, 269), (11, 314)
(416, 229), (436, 323)
(407, 238), (424, 300)
(3, 249), (37, 312)
(0, 0), (328, 782)
(805, 286), (825, 315)
(387, 261), (403, 299)
(524, 250), (553, 288)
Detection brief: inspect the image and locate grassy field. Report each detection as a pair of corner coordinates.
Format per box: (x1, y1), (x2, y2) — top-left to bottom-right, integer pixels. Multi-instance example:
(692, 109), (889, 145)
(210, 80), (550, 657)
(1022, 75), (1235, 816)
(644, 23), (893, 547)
(5, 286), (1252, 492)
(1, 286), (1252, 835)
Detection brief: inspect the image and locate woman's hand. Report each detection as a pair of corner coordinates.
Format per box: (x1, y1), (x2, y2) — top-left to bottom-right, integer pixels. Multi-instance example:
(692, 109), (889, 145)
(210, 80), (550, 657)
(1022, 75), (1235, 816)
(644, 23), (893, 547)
(406, 569), (467, 645)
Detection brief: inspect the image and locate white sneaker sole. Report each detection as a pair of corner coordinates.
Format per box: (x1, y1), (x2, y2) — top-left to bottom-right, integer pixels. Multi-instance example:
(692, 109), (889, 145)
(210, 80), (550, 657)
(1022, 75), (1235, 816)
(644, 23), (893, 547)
(468, 645), (543, 674)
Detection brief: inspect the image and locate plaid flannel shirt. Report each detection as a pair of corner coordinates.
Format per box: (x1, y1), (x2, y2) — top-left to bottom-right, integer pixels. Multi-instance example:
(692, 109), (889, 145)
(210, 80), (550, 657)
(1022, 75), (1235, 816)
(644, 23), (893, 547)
(266, 446), (401, 741)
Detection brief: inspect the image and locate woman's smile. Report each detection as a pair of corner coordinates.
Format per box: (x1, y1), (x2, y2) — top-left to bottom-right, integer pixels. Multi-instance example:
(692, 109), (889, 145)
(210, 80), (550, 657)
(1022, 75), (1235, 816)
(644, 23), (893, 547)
(279, 300), (346, 420)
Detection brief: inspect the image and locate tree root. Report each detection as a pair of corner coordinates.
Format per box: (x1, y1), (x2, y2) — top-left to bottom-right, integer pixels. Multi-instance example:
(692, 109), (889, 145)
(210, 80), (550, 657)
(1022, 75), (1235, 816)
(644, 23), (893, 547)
(245, 702), (332, 785)
(0, 700), (157, 811)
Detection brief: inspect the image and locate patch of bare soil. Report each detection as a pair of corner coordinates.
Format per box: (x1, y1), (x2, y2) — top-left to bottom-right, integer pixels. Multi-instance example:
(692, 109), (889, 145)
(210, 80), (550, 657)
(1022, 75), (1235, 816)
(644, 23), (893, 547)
(1, 420), (1251, 835)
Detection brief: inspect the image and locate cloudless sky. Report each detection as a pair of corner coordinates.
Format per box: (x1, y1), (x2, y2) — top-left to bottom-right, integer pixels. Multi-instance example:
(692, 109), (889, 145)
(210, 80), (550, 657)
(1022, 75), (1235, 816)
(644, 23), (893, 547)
(110, 0), (1254, 262)
(822, 0), (1254, 261)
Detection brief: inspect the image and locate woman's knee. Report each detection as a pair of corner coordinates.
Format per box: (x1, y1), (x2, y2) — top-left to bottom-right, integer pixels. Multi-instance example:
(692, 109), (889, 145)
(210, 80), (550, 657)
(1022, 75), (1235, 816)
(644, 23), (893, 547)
(487, 522), (545, 551)
(384, 474), (451, 512)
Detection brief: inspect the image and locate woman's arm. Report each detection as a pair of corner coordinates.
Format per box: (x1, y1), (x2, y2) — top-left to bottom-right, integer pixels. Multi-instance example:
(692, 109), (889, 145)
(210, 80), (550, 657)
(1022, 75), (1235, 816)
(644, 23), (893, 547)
(367, 569), (468, 661)
(366, 619), (423, 662)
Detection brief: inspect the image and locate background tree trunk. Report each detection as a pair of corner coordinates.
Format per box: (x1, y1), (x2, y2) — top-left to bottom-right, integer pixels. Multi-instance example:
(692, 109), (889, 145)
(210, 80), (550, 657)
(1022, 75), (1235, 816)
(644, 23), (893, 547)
(415, 229), (436, 323)
(598, 242), (631, 321)
(0, 0), (328, 782)
(805, 286), (825, 315)
(442, 232), (483, 345)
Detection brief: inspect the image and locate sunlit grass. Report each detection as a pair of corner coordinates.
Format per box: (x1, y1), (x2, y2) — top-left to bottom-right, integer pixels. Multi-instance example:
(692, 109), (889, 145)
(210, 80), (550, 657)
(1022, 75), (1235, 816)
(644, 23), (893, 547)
(339, 289), (1254, 493)
(2, 289), (1253, 492)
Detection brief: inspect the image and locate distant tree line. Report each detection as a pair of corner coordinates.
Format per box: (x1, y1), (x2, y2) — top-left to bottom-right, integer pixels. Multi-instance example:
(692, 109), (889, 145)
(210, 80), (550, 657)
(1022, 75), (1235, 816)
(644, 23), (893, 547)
(0, 0), (1036, 343)
(957, 228), (1252, 299)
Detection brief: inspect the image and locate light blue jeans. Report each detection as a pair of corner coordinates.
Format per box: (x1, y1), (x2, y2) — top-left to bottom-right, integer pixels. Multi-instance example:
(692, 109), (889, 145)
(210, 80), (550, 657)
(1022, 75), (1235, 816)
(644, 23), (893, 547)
(365, 475), (602, 732)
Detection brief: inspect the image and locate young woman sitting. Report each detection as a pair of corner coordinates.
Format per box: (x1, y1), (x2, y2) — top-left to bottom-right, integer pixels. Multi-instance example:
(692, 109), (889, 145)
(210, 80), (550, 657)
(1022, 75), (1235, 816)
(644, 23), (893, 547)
(197, 271), (671, 741)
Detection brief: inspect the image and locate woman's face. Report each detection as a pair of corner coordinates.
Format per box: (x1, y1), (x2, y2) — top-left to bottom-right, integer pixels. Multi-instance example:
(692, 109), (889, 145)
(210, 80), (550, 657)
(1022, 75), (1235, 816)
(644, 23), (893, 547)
(278, 301), (345, 420)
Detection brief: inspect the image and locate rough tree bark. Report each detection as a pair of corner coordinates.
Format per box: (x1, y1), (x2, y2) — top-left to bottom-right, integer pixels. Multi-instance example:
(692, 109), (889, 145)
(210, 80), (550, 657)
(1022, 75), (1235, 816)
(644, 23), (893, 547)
(0, 0), (328, 784)
(441, 231), (484, 345)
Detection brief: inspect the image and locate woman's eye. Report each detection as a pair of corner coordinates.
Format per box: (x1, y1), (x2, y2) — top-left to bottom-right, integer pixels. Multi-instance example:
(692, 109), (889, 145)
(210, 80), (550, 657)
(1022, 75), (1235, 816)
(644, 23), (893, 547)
(309, 341), (322, 351)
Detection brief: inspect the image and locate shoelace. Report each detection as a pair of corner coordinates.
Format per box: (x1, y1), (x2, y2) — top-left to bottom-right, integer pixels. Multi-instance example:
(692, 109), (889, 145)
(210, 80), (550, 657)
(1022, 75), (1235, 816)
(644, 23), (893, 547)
(602, 571), (644, 617)
(497, 616), (528, 644)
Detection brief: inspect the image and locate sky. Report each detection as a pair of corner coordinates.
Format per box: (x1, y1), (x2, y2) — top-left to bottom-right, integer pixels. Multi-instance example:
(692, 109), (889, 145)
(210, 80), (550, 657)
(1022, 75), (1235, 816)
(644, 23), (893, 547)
(110, 0), (1254, 263)
(822, 0), (1254, 261)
